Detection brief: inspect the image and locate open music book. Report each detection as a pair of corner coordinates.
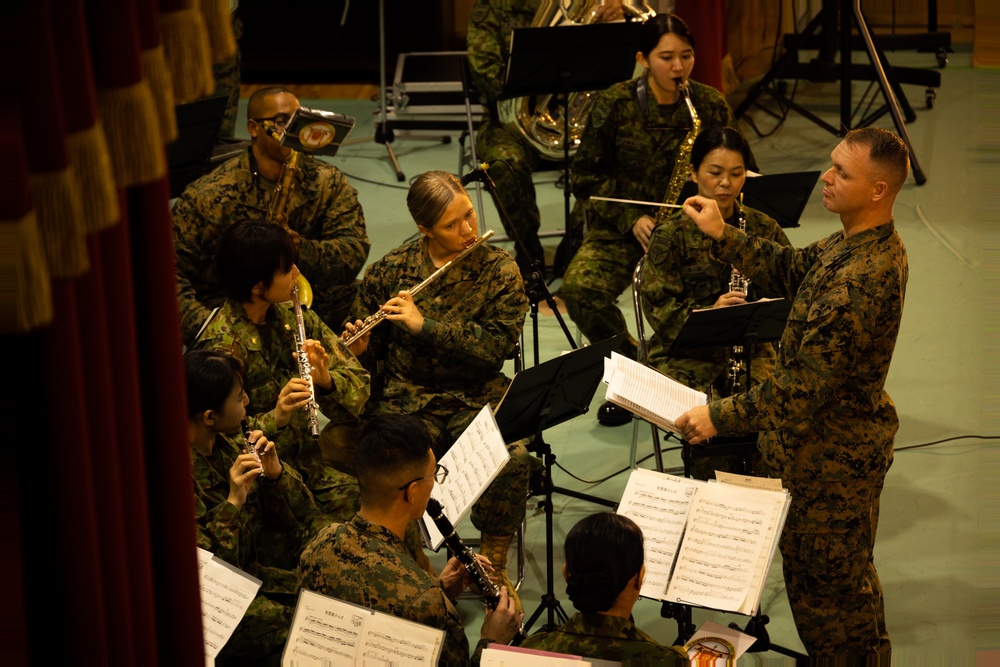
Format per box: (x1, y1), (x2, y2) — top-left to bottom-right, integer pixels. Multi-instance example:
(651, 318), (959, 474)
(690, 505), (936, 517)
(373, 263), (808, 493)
(603, 352), (707, 435)
(196, 547), (262, 661)
(616, 468), (790, 616)
(282, 589), (445, 666)
(418, 404), (510, 551)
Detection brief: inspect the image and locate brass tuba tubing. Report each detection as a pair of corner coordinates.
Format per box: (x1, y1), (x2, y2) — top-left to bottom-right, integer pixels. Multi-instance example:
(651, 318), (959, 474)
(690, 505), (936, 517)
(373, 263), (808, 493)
(343, 231), (495, 346)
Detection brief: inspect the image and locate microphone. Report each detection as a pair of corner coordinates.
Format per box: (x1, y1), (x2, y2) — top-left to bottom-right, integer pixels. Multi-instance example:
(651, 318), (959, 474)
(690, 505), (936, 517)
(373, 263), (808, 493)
(460, 160), (495, 186)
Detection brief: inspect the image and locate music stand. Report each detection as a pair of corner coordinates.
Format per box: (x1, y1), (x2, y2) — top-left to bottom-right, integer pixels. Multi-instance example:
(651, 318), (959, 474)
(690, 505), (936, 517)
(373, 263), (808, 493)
(676, 171), (820, 229)
(167, 95), (228, 198)
(279, 107), (355, 157)
(494, 333), (627, 633)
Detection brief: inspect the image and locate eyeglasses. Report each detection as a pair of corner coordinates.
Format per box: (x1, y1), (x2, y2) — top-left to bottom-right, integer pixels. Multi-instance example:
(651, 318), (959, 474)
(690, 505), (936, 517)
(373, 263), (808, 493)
(251, 114), (292, 130)
(397, 463), (449, 490)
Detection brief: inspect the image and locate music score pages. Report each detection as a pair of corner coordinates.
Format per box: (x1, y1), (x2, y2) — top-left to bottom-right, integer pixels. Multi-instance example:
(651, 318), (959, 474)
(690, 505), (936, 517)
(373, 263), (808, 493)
(603, 352), (707, 435)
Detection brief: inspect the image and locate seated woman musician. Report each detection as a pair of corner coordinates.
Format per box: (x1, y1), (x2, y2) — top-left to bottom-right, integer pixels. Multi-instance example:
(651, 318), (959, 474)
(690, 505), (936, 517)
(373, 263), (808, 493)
(519, 512), (688, 665)
(641, 126), (791, 477)
(338, 170), (536, 613)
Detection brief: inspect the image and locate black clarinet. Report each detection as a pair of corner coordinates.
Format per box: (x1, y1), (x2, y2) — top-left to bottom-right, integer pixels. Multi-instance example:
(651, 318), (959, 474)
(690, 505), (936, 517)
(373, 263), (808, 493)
(425, 498), (526, 644)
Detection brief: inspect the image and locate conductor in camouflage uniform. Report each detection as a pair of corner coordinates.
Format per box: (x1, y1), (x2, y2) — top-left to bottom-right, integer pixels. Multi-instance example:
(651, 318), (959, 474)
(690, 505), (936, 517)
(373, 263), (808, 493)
(193, 219), (369, 521)
(340, 171), (533, 614)
(299, 414), (522, 666)
(185, 349), (333, 662)
(520, 512), (688, 664)
(559, 14), (755, 425)
(677, 127), (910, 658)
(173, 86), (369, 345)
(642, 127), (789, 478)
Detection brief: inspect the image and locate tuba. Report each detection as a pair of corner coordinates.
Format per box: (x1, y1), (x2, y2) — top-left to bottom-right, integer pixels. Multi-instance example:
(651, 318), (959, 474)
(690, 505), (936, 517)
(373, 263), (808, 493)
(497, 0), (656, 161)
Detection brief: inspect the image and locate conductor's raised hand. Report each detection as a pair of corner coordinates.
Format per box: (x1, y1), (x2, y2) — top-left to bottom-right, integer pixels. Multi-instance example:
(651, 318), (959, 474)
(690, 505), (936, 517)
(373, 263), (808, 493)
(674, 405), (718, 445)
(480, 586), (523, 646)
(682, 195), (726, 240)
(382, 290), (424, 335)
(341, 318), (370, 357)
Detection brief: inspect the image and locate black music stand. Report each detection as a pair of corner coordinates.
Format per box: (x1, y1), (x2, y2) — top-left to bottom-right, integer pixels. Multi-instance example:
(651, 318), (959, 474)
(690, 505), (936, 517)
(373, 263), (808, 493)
(500, 22), (641, 271)
(676, 171), (821, 228)
(494, 333), (627, 634)
(167, 95), (228, 198)
(279, 107), (354, 157)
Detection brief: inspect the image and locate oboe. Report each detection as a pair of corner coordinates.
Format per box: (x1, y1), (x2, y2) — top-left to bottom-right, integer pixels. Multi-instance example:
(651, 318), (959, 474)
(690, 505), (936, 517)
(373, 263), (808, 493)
(291, 285), (321, 440)
(240, 418), (263, 474)
(726, 199), (750, 394)
(425, 498), (526, 644)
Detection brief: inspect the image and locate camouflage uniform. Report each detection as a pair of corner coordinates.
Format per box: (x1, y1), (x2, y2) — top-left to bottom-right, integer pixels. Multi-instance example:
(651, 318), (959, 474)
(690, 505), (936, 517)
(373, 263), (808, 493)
(193, 433), (333, 659)
(706, 220), (907, 657)
(298, 514), (491, 666)
(519, 613), (688, 665)
(173, 148), (370, 345)
(642, 206), (790, 479)
(467, 0), (551, 276)
(193, 298), (369, 520)
(561, 77), (751, 349)
(352, 238), (532, 538)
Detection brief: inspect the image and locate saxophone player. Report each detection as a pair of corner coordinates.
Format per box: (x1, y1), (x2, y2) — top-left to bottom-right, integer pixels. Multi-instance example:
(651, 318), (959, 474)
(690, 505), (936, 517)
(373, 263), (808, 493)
(640, 127), (790, 479)
(173, 86), (370, 346)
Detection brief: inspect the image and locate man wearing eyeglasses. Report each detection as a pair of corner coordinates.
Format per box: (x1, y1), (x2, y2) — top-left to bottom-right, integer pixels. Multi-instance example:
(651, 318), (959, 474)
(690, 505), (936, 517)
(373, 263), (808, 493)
(173, 86), (370, 346)
(299, 414), (523, 665)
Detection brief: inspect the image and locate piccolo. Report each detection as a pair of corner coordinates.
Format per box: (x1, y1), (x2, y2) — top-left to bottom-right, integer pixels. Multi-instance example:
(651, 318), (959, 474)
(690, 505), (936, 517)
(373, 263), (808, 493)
(343, 230), (494, 346)
(240, 418), (264, 475)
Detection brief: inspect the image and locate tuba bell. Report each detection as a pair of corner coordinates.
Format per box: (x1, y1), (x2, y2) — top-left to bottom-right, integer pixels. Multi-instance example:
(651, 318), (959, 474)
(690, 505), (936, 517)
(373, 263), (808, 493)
(497, 0), (656, 161)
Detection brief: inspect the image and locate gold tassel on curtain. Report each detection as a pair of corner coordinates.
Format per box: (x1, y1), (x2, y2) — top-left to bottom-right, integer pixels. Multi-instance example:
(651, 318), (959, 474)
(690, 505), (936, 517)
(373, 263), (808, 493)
(66, 121), (121, 234)
(159, 2), (215, 104)
(200, 0), (237, 65)
(142, 45), (179, 144)
(97, 80), (167, 188)
(28, 168), (89, 279)
(0, 210), (54, 333)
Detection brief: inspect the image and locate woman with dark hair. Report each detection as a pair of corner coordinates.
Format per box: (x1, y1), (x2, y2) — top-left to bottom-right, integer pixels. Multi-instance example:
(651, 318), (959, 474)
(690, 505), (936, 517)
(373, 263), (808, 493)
(519, 513), (687, 663)
(559, 13), (755, 427)
(340, 170), (535, 613)
(185, 349), (332, 662)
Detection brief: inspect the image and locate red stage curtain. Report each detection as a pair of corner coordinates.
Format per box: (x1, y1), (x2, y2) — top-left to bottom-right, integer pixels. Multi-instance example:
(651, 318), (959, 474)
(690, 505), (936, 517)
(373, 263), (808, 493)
(676, 0), (727, 92)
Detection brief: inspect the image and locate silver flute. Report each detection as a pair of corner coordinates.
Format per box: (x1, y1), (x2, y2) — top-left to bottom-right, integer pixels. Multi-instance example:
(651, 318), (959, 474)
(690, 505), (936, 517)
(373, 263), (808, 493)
(291, 285), (321, 440)
(240, 417), (263, 474)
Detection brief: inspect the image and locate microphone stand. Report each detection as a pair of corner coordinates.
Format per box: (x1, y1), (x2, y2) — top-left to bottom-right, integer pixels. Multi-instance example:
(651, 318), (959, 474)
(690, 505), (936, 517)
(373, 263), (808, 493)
(475, 168), (577, 365)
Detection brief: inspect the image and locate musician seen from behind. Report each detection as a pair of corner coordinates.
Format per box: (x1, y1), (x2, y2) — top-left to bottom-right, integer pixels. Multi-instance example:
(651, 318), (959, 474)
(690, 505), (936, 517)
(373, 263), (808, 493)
(173, 86), (369, 346)
(465, 0), (625, 279)
(337, 170), (536, 614)
(299, 414), (523, 666)
(641, 127), (790, 479)
(676, 127), (910, 658)
(519, 512), (688, 664)
(191, 219), (368, 522)
(559, 13), (756, 427)
(185, 349), (333, 662)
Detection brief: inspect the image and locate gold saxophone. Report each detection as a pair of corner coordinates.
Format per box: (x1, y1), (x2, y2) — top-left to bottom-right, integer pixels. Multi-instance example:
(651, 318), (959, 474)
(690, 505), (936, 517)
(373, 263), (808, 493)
(659, 78), (701, 215)
(263, 139), (314, 308)
(498, 0), (656, 161)
(726, 197), (749, 394)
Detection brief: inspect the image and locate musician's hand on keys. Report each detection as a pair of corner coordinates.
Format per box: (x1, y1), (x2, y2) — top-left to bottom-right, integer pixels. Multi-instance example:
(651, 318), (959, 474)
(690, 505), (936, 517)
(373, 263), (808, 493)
(227, 450), (265, 509)
(302, 339), (332, 390)
(481, 586), (523, 646)
(383, 290), (424, 335)
(682, 195), (727, 240)
(274, 378), (312, 427)
(253, 433), (282, 480)
(342, 319), (369, 357)
(632, 214), (656, 252)
(675, 405), (718, 445)
(714, 290), (748, 308)
(592, 0), (624, 22)
(285, 227), (303, 250)
(439, 556), (473, 600)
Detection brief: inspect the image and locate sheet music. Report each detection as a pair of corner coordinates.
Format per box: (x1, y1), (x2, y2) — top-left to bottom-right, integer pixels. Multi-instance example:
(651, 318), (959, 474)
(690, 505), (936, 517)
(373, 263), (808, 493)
(482, 644), (594, 665)
(197, 547), (262, 660)
(282, 589), (444, 666)
(616, 469), (703, 600)
(420, 404), (510, 550)
(604, 352), (706, 434)
(664, 482), (788, 614)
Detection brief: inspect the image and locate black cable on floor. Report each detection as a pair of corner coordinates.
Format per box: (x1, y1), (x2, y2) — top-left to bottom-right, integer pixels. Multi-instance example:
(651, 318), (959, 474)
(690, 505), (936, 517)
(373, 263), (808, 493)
(553, 446), (683, 485)
(896, 434), (999, 451)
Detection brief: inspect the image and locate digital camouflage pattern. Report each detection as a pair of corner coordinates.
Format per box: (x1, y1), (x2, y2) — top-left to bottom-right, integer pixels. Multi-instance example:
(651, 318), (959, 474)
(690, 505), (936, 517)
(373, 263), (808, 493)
(298, 514), (490, 666)
(193, 432), (333, 660)
(561, 77), (750, 346)
(519, 613), (688, 665)
(173, 149), (370, 344)
(353, 237), (533, 537)
(707, 220), (906, 656)
(193, 298), (368, 519)
(642, 205), (790, 395)
(466, 0), (549, 275)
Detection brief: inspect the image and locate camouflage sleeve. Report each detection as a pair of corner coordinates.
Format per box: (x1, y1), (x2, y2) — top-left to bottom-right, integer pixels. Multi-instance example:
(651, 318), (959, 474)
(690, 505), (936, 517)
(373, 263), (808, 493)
(306, 307), (371, 420)
(410, 588), (471, 666)
(173, 193), (216, 343)
(466, 0), (506, 103)
(714, 224), (823, 299)
(195, 493), (250, 568)
(295, 164), (370, 287)
(261, 461), (332, 536)
(418, 257), (527, 367)
(710, 281), (872, 434)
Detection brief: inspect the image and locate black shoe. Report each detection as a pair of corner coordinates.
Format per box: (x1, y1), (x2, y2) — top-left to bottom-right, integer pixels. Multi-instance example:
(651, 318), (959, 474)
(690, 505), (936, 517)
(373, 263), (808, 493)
(597, 401), (633, 426)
